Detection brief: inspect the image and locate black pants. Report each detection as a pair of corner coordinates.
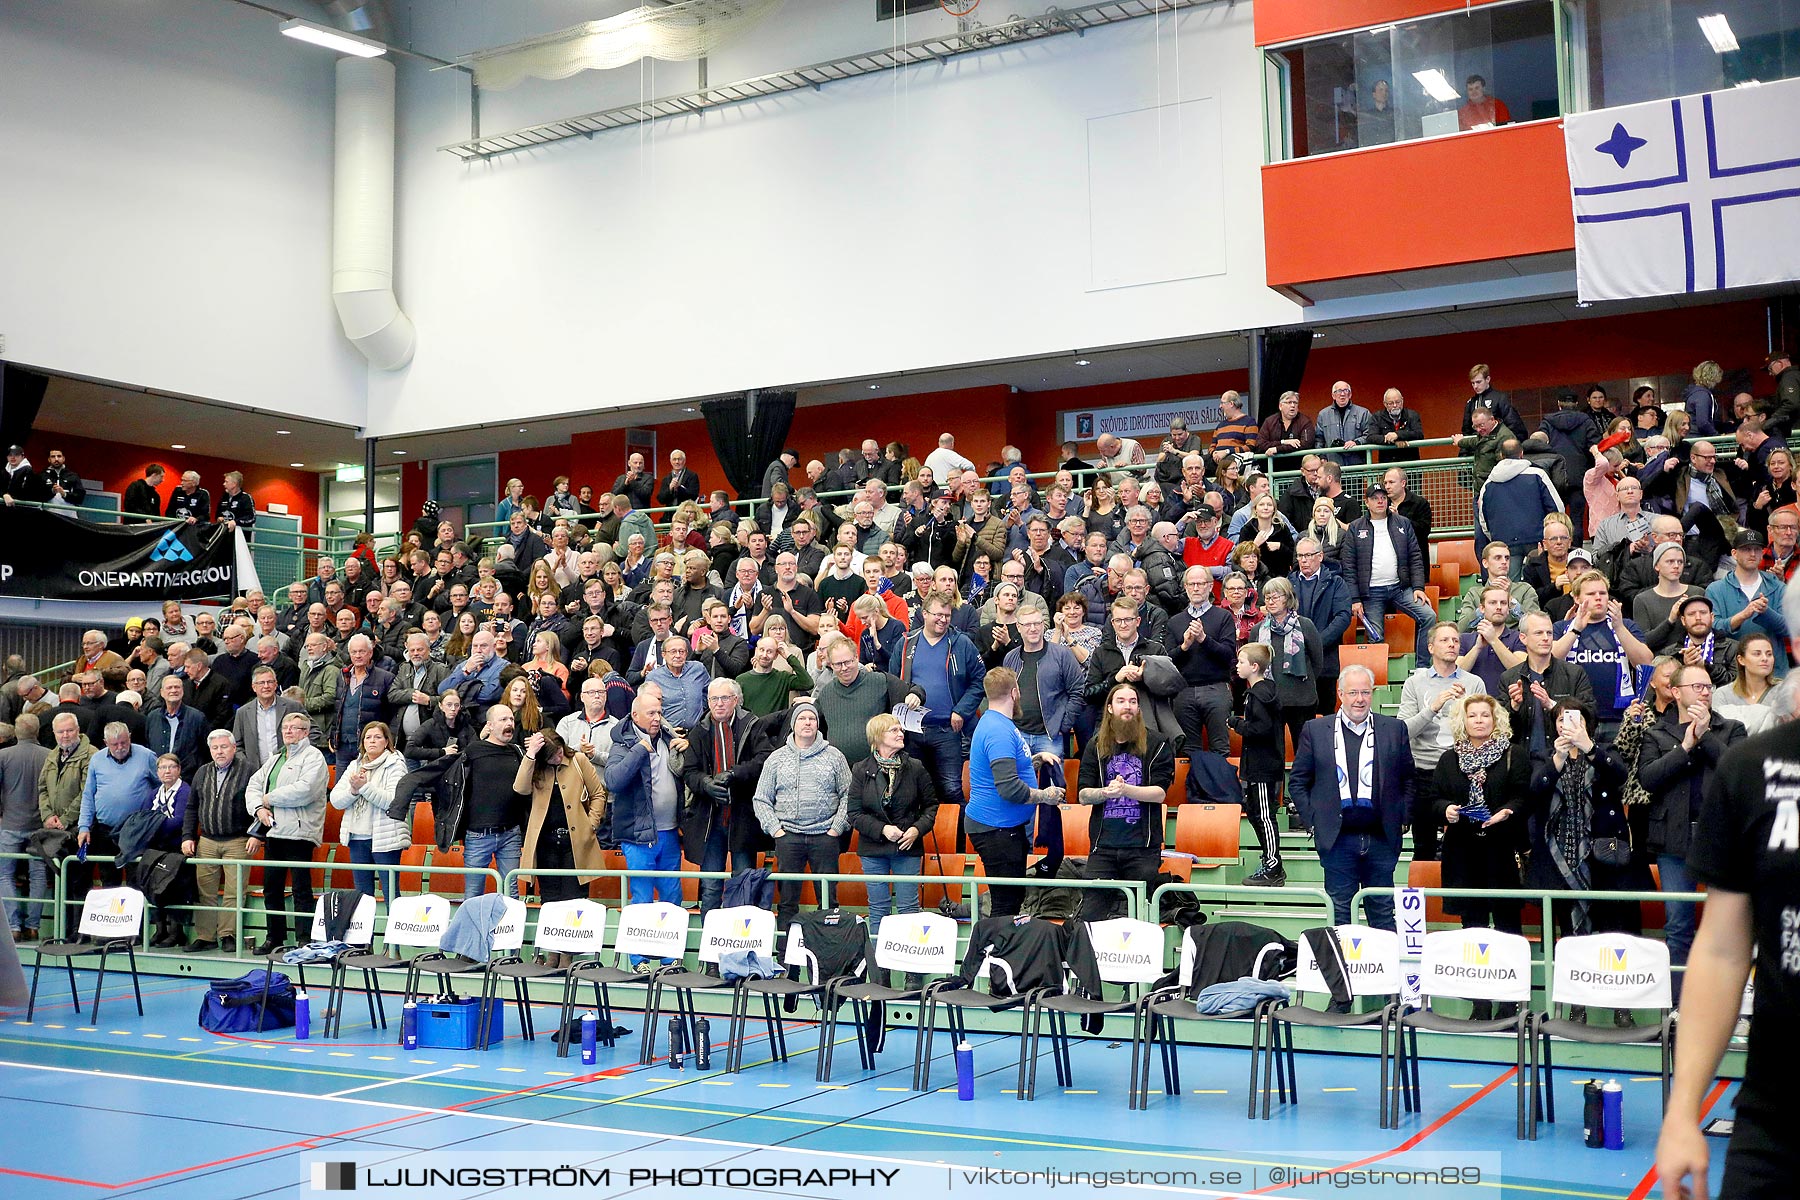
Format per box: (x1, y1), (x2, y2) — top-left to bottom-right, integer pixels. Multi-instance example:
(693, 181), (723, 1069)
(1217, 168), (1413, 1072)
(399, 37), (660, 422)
(1243, 781), (1284, 873)
(773, 832), (838, 932)
(1280, 703), (1316, 764)
(967, 820), (1031, 917)
(1175, 682), (1232, 756)
(261, 836), (316, 943)
(1078, 846), (1161, 920)
(1315, 675), (1339, 719)
(1411, 772), (1442, 862)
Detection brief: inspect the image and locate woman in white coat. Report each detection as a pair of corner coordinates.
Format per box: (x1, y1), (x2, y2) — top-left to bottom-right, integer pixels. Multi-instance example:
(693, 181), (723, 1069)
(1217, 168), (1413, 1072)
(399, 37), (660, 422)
(330, 721), (413, 903)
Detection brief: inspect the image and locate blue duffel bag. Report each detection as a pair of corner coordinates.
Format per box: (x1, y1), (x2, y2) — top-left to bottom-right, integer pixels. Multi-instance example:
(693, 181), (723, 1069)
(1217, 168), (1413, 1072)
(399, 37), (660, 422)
(198, 968), (296, 1033)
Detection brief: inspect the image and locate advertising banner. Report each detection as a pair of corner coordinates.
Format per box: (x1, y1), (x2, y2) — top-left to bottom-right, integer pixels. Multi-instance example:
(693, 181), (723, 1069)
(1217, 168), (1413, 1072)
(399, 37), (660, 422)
(0, 506), (236, 602)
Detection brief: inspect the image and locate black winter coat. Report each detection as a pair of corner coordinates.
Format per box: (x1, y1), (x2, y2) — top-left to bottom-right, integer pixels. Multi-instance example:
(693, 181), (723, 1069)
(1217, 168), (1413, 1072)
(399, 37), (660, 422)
(848, 753), (940, 857)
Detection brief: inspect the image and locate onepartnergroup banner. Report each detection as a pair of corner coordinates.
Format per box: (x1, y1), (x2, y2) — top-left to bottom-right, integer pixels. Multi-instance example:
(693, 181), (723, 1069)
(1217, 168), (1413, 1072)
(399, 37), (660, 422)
(0, 504), (237, 601)
(303, 1149), (1502, 1198)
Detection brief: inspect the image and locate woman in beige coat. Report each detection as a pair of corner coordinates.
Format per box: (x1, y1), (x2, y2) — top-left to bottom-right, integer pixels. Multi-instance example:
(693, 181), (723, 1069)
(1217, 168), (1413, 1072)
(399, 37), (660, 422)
(515, 728), (607, 966)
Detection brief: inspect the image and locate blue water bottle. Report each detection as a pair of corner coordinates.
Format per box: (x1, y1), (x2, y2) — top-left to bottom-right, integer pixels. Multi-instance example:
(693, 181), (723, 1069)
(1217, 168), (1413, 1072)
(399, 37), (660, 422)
(955, 1041), (975, 1100)
(294, 990), (311, 1040)
(580, 1012), (598, 1065)
(1602, 1079), (1624, 1149)
(401, 1001), (418, 1050)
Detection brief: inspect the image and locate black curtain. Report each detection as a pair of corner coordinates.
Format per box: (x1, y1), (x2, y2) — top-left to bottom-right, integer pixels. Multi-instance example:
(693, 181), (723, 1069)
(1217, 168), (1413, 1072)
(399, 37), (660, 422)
(1256, 329), (1314, 421)
(702, 389), (795, 497)
(0, 365), (49, 453)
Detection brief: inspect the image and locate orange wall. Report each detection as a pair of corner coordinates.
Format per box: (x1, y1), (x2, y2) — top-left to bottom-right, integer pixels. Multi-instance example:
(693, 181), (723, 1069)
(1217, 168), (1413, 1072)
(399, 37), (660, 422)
(17, 428), (321, 529)
(1263, 120), (1574, 286)
(1255, 0), (1512, 45)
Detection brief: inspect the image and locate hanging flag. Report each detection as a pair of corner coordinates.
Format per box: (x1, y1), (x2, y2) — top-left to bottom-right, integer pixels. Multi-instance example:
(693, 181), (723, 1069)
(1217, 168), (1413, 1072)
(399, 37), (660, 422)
(1565, 76), (1800, 303)
(0, 506), (237, 601)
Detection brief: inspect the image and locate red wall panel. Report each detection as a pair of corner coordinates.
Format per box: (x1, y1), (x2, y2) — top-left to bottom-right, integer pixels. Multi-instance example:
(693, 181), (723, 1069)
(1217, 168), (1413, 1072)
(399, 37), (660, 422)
(1263, 120), (1575, 286)
(1256, 0), (1512, 46)
(18, 428), (320, 530)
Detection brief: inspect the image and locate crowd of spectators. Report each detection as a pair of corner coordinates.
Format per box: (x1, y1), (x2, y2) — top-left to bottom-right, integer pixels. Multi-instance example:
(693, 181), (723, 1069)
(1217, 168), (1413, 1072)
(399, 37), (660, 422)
(1, 349), (1797, 993)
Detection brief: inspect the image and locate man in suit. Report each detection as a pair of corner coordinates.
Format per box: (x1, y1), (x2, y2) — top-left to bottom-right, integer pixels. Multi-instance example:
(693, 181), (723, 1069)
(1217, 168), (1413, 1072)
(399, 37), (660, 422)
(1288, 665), (1415, 933)
(656, 449), (702, 509)
(230, 666), (304, 775)
(145, 674), (209, 780)
(385, 633), (451, 760)
(179, 649), (233, 733)
(1289, 542), (1356, 714)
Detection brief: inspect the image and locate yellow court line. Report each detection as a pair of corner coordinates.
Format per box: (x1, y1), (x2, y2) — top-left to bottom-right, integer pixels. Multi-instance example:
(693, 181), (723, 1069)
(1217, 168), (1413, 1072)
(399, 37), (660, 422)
(1321, 1087), (1357, 1092)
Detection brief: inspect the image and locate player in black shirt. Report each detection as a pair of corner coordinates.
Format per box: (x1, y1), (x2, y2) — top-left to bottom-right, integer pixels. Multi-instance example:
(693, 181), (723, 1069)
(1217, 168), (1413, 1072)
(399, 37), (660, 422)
(1656, 719), (1800, 1198)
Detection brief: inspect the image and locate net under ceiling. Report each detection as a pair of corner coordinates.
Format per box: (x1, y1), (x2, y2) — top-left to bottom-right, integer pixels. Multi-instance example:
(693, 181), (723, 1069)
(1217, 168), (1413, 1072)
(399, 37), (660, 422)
(465, 0), (788, 90)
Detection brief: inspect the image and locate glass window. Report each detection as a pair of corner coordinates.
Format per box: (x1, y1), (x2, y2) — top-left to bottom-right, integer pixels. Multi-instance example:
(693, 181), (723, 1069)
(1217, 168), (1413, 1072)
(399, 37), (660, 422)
(1267, 1), (1559, 160)
(1576, 0), (1800, 109)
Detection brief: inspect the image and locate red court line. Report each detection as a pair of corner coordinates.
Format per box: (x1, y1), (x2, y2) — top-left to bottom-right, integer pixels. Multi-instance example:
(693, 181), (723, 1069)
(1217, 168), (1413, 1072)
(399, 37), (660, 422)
(0, 1166), (114, 1189)
(1625, 1078), (1731, 1200)
(1243, 1067), (1518, 1196)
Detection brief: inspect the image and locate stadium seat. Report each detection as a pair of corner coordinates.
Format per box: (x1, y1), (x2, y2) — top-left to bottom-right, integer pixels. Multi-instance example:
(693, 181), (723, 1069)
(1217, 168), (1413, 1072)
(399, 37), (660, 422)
(923, 802), (962, 856)
(1060, 804), (1092, 858)
(833, 853), (867, 909)
(1432, 562), (1461, 601)
(919, 854), (968, 909)
(1339, 644), (1389, 686)
(426, 847), (470, 897)
(1439, 539), (1479, 578)
(1406, 859), (1447, 925)
(1173, 803), (1241, 867)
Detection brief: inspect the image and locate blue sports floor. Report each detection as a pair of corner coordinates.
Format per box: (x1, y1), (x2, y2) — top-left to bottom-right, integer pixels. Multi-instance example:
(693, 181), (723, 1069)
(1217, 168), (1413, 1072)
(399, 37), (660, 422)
(0, 969), (1734, 1200)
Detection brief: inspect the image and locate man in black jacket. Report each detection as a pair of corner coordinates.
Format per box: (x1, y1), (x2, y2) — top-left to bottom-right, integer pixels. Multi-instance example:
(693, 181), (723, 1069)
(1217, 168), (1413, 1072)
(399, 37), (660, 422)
(165, 471), (211, 526)
(612, 452), (656, 511)
(1637, 663), (1746, 995)
(1497, 611), (1597, 763)
(677, 678), (774, 915)
(181, 731), (253, 953)
(655, 449), (701, 509)
(1462, 364), (1529, 440)
(122, 464), (166, 524)
(1381, 467), (1433, 551)
(37, 448), (86, 507)
(1166, 567), (1236, 758)
(1083, 600), (1164, 704)
(1075, 681), (1176, 919)
(1342, 483), (1434, 662)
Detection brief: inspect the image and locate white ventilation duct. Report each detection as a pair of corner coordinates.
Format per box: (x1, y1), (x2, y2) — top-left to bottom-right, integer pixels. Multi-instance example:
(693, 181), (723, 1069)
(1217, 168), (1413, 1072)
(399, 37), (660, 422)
(332, 55), (415, 371)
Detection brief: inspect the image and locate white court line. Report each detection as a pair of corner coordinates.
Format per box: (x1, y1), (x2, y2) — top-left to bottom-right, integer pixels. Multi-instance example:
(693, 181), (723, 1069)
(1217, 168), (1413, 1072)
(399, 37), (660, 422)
(325, 1066), (466, 1098)
(0, 1058), (1245, 1196)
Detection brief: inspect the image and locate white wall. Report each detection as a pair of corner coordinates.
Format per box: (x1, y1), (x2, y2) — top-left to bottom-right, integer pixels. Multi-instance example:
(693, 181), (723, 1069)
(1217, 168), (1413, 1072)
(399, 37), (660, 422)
(370, 0), (1300, 436)
(0, 0), (366, 427)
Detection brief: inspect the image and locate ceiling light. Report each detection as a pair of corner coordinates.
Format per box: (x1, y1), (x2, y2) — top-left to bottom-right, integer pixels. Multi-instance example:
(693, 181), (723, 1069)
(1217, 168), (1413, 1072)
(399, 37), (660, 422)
(1735, 79), (1763, 88)
(1074, 358), (1092, 367)
(1413, 69), (1459, 103)
(518, 427), (528, 433)
(290, 462), (305, 468)
(392, 450), (407, 456)
(867, 384), (880, 390)
(276, 429), (291, 435)
(279, 18), (387, 58)
(682, 407), (696, 413)
(170, 444), (186, 450)
(1698, 14), (1739, 54)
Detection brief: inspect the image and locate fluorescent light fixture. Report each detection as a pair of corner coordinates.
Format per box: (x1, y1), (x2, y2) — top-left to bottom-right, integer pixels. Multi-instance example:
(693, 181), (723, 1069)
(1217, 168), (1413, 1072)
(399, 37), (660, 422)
(290, 462), (305, 468)
(276, 429), (291, 435)
(1698, 14), (1739, 54)
(1074, 358), (1092, 367)
(1735, 79), (1763, 88)
(392, 450), (407, 455)
(279, 18), (387, 58)
(1413, 68), (1460, 103)
(170, 444), (186, 450)
(867, 383), (881, 390)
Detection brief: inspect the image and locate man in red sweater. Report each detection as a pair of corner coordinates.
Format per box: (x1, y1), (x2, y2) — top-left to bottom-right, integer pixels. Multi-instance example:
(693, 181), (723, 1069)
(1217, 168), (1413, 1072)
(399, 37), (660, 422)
(1181, 505), (1235, 600)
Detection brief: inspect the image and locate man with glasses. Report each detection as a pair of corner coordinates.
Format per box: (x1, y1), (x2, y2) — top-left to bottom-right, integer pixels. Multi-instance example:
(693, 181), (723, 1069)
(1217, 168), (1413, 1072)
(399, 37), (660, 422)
(1637, 663), (1745, 996)
(1314, 380), (1371, 464)
(1456, 541), (1538, 631)
(1524, 513), (1584, 612)
(816, 634), (923, 768)
(676, 678), (772, 916)
(890, 594), (985, 808)
(1762, 506), (1800, 581)
(1290, 537), (1355, 715)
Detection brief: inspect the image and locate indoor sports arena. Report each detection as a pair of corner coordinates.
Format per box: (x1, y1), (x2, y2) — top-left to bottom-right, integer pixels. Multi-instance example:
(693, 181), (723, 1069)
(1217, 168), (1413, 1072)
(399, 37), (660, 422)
(2, 1), (1798, 1197)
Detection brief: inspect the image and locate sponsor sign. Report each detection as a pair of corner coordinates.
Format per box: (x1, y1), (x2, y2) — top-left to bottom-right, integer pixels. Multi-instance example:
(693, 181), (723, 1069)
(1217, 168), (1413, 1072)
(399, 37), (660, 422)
(1060, 398), (1222, 445)
(1398, 886), (1426, 1006)
(312, 895), (377, 945)
(614, 902), (690, 958)
(698, 907), (774, 962)
(1085, 918), (1164, 984)
(385, 897), (449, 946)
(0, 505), (236, 601)
(874, 912), (957, 975)
(1419, 930), (1532, 1002)
(78, 888), (144, 937)
(534, 900), (607, 953)
(1552, 934), (1671, 1009)
(1296, 925), (1401, 997)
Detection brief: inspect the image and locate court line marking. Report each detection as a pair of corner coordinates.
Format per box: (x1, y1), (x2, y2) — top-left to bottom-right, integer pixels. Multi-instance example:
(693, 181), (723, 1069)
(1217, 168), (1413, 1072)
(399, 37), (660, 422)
(325, 1067), (466, 1099)
(1626, 1078), (1730, 1200)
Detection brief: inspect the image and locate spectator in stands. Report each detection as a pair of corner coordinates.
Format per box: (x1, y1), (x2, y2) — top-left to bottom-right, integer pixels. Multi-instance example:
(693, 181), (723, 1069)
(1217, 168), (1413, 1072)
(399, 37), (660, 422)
(1727, 416), (1776, 502)
(231, 664), (301, 777)
(1289, 538), (1354, 714)
(1582, 384), (1616, 424)
(451, 704), (526, 901)
(738, 625), (812, 717)
(1522, 513), (1582, 616)
(1766, 348), (1800, 437)
(1745, 448), (1796, 537)
(646, 635), (710, 732)
(966, 667), (1064, 917)
(843, 713), (935, 939)
(1456, 544), (1538, 632)
(0, 445), (38, 503)
(1093, 432), (1146, 472)
(74, 629), (127, 692)
(1343, 482), (1434, 662)
(1463, 364), (1527, 440)
(1632, 544), (1704, 633)
(505, 509), (549, 573)
(1068, 680), (1171, 918)
(1434, 693), (1529, 1017)
(1646, 596), (1738, 689)
(1591, 472), (1650, 559)
(1211, 391), (1258, 461)
(1762, 505), (1800, 581)
(1477, 439), (1565, 570)
(543, 476), (581, 527)
(612, 454), (655, 511)
(210, 624), (256, 710)
(243, 712), (326, 953)
(1639, 663), (1745, 995)
(1152, 419), (1197, 492)
(668, 677), (764, 917)
(1277, 455), (1326, 531)
(1373, 389), (1423, 463)
(691, 599), (749, 680)
(1241, 494), (1295, 579)
(180, 730), (251, 953)
(1679, 361), (1723, 437)
(1457, 583), (1527, 696)
(1715, 632), (1780, 736)
(166, 470), (210, 526)
(0, 715), (49, 940)
(752, 699), (850, 931)
(146, 675), (207, 779)
(330, 722), (410, 903)
(1708, 530), (1791, 673)
(332, 635), (393, 772)
(1400, 622), (1488, 863)
(814, 634), (920, 766)
(1224, 643), (1285, 884)
(215, 471), (254, 536)
(1082, 475), (1124, 545)
(440, 627), (506, 709)
(1458, 406), (1507, 492)
(386, 633), (449, 760)
(1302, 497), (1347, 576)
(1289, 666), (1414, 932)
(123, 463), (166, 524)
(760, 448), (799, 500)
(1258, 390), (1314, 458)
(1315, 380), (1372, 460)
(1167, 564), (1236, 756)
(1553, 572), (1653, 735)
(892, 591), (984, 810)
(1499, 609), (1597, 765)
(1528, 391), (1600, 528)
(1456, 73), (1509, 128)
(921, 433), (973, 483)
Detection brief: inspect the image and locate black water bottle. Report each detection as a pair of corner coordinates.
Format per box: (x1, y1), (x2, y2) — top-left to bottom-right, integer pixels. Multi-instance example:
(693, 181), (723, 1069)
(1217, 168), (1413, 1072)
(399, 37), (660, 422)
(1583, 1081), (1605, 1148)
(668, 1016), (686, 1069)
(693, 1017), (712, 1070)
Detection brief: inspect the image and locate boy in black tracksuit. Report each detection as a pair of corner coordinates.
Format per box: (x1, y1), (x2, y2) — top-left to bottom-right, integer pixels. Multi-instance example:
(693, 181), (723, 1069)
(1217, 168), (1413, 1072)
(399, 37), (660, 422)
(1075, 681), (1176, 920)
(1229, 643), (1287, 885)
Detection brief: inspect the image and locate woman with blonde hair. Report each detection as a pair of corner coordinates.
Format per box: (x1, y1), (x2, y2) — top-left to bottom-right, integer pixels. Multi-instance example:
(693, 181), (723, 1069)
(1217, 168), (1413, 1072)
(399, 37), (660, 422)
(329, 721), (411, 902)
(1433, 693), (1531, 1017)
(1303, 496), (1346, 575)
(525, 558), (559, 612)
(1746, 449), (1797, 535)
(1682, 359), (1724, 436)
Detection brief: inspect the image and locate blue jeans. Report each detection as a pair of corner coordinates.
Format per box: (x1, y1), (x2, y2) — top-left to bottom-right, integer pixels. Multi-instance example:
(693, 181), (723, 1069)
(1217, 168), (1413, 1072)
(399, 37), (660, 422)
(1320, 831), (1401, 930)
(624, 830), (684, 964)
(0, 827), (48, 932)
(697, 825), (752, 915)
(462, 826), (523, 899)
(347, 837), (402, 903)
(1359, 583), (1436, 661)
(907, 723), (966, 807)
(861, 854), (922, 934)
(1657, 854), (1697, 987)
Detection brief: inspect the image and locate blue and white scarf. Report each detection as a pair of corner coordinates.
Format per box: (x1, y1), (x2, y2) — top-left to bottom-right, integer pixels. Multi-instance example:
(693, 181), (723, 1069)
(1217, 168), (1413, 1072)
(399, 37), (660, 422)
(1334, 714), (1375, 810)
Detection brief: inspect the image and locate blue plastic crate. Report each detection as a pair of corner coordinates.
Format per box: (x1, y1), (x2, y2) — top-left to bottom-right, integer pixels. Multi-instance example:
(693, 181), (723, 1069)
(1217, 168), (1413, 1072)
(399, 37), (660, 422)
(415, 997), (503, 1050)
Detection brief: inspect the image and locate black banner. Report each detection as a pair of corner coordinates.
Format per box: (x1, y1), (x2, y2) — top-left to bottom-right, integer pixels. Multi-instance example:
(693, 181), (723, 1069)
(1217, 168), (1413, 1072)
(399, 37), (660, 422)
(0, 506), (236, 601)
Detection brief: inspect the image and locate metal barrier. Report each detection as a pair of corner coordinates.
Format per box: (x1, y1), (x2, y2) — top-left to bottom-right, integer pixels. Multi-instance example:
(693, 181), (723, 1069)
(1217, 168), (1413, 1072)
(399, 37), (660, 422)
(0, 849), (62, 941)
(1149, 879), (1335, 929)
(46, 854), (504, 956)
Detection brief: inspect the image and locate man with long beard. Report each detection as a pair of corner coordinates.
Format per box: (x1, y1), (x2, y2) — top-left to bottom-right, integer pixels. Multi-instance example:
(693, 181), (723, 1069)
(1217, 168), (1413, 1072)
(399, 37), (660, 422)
(1074, 681), (1176, 920)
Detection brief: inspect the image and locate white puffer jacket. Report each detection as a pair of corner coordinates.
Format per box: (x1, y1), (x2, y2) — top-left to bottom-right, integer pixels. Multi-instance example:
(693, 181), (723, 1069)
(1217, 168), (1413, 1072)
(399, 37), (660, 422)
(329, 748), (413, 853)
